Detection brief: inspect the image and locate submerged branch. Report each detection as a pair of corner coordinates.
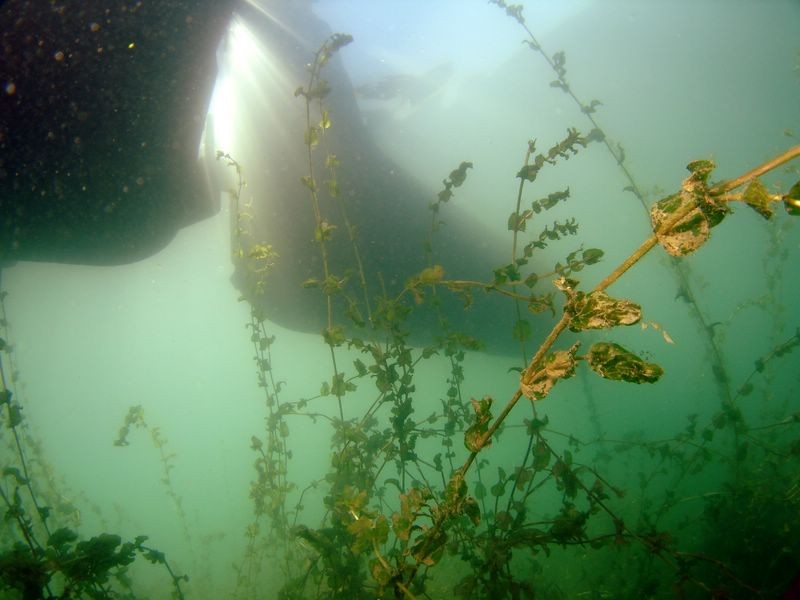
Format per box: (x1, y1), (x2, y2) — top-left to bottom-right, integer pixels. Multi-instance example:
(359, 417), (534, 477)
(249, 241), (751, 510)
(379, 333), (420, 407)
(455, 143), (800, 489)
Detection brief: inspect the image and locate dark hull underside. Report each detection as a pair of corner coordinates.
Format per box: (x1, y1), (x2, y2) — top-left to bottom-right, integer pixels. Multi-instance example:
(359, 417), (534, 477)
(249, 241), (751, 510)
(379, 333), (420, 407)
(0, 0), (235, 265)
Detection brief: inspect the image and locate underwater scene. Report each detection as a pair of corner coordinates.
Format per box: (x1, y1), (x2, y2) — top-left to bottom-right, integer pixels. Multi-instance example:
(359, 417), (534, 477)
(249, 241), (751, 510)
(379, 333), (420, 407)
(1, 0), (800, 598)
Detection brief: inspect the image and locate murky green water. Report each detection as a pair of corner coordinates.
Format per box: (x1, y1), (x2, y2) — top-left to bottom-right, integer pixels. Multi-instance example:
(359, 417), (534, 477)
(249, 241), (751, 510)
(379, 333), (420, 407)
(2, 1), (799, 598)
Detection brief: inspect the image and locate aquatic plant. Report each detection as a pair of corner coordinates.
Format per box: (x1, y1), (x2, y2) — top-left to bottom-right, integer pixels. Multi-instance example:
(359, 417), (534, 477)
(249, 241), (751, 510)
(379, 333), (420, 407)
(0, 300), (186, 599)
(219, 7), (800, 596)
(2, 3), (799, 600)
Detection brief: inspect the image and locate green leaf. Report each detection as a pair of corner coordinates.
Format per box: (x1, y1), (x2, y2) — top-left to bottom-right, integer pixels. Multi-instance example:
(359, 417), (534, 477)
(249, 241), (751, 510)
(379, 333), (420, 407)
(463, 496), (480, 526)
(784, 180), (800, 215)
(494, 263), (521, 283)
(581, 248), (603, 264)
(7, 403), (22, 427)
(330, 373), (356, 397)
(326, 178), (339, 197)
(517, 160), (545, 183)
(538, 188), (570, 210)
(48, 527), (79, 552)
(581, 99), (603, 114)
(586, 342), (663, 384)
(533, 439), (551, 471)
(650, 193), (709, 256)
(448, 161), (473, 187)
(319, 111), (331, 130)
(527, 294), (554, 315)
(474, 481), (487, 501)
(348, 514), (389, 554)
(490, 481), (506, 497)
(552, 51), (566, 76)
(514, 466), (533, 491)
(549, 504), (586, 542)
(325, 33), (353, 54)
(444, 472), (468, 511)
(508, 210), (532, 232)
(650, 160), (729, 256)
(464, 397), (493, 452)
(2, 466), (28, 485)
(567, 291), (641, 331)
(303, 126), (318, 147)
(525, 416), (549, 436)
(686, 159), (714, 182)
(418, 264), (445, 284)
(743, 178), (773, 219)
(314, 220), (337, 242)
(143, 547), (166, 564)
(323, 325), (346, 347)
(422, 346), (438, 359)
(523, 272), (539, 288)
(512, 319), (531, 342)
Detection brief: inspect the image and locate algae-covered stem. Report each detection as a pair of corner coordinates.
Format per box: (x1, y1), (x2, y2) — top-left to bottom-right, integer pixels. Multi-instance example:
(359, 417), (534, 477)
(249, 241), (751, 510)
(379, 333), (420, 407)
(511, 144), (536, 366)
(511, 144), (535, 264)
(0, 357), (53, 548)
(299, 34), (355, 423)
(714, 145), (800, 194)
(462, 313), (570, 474)
(303, 48), (334, 332)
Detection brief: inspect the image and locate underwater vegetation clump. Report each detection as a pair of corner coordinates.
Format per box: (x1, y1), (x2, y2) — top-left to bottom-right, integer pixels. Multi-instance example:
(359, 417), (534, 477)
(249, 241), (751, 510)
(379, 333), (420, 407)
(2, 2), (800, 599)
(0, 332), (188, 598)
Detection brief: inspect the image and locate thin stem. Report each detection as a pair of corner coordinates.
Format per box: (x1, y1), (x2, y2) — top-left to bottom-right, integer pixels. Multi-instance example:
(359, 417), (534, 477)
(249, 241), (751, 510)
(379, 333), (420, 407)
(712, 145), (800, 194)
